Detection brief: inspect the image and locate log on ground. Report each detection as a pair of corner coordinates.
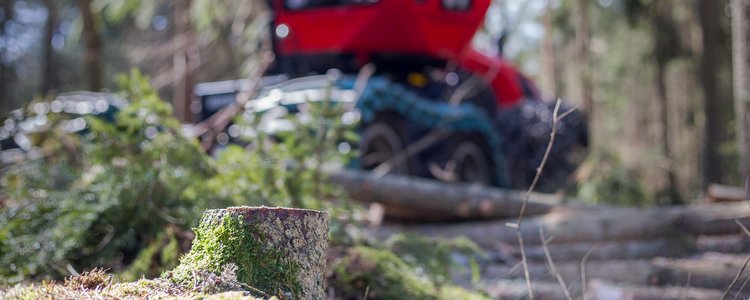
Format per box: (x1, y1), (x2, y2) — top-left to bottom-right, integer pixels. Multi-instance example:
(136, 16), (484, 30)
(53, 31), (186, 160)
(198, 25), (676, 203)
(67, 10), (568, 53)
(375, 202), (750, 248)
(328, 169), (590, 222)
(586, 279), (725, 300)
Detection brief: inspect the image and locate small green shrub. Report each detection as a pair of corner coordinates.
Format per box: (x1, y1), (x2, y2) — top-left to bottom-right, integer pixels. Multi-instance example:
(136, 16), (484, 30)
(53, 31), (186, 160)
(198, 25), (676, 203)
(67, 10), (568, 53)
(329, 246), (491, 300)
(0, 70), (360, 284)
(575, 150), (648, 206)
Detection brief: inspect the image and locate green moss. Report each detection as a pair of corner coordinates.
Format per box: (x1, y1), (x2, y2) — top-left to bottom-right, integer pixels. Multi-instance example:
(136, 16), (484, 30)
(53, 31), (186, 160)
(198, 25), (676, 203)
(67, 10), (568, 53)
(168, 214), (301, 298)
(332, 246), (438, 300)
(330, 246), (491, 300)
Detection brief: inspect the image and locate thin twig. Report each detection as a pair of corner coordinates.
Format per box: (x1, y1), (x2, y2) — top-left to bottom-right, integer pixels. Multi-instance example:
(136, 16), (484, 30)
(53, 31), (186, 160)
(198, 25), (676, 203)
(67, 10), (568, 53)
(364, 285), (370, 299)
(581, 245), (598, 300)
(722, 219), (750, 299)
(539, 226), (573, 300)
(735, 218), (750, 238)
(682, 271), (691, 300)
(733, 274), (750, 300)
(507, 99), (577, 300)
(236, 282), (271, 298)
(723, 253), (750, 300)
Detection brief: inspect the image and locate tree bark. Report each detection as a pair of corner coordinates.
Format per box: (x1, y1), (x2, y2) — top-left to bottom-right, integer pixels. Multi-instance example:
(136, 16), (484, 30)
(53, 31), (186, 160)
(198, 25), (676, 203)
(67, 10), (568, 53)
(327, 169), (585, 222)
(732, 0), (750, 197)
(172, 0), (191, 123)
(0, 0), (14, 111)
(42, 0), (56, 94)
(700, 0), (724, 188)
(374, 202), (750, 248)
(656, 65), (682, 205)
(76, 0), (103, 91)
(171, 206), (329, 299)
(575, 0), (593, 121)
(540, 0), (556, 99)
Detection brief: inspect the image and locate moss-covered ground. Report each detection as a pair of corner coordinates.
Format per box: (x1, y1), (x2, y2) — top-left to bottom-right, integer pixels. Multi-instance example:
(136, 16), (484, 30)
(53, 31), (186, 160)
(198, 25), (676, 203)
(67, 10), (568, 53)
(0, 268), (274, 300)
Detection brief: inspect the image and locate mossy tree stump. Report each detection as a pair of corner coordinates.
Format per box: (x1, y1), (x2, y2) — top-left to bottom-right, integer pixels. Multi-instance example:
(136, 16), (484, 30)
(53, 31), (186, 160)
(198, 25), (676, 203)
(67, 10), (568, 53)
(170, 206), (329, 299)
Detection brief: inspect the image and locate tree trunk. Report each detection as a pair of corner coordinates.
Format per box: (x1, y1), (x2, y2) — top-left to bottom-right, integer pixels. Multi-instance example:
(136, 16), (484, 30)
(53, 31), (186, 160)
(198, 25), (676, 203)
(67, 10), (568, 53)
(42, 0), (56, 94)
(540, 0), (556, 99)
(327, 169), (582, 222)
(732, 0), (750, 198)
(0, 0), (14, 111)
(170, 206), (329, 299)
(76, 0), (103, 91)
(700, 0), (724, 188)
(171, 0), (200, 123)
(656, 64), (682, 204)
(575, 0), (593, 121)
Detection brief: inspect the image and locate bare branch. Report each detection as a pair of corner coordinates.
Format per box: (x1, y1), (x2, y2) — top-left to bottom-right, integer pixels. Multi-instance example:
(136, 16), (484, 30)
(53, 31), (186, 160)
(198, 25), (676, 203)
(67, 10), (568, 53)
(723, 219), (750, 299)
(508, 98), (574, 300)
(539, 226), (573, 300)
(581, 245), (598, 300)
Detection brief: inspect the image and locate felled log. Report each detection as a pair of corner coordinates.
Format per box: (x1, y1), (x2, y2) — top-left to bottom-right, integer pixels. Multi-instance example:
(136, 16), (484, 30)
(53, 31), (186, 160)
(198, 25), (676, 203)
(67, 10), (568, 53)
(649, 254), (750, 291)
(459, 259), (654, 286)
(328, 169), (590, 222)
(586, 280), (725, 300)
(511, 235), (750, 263)
(518, 239), (686, 263)
(375, 202), (750, 248)
(169, 206), (329, 299)
(696, 234), (750, 253)
(480, 279), (576, 300)
(708, 183), (748, 202)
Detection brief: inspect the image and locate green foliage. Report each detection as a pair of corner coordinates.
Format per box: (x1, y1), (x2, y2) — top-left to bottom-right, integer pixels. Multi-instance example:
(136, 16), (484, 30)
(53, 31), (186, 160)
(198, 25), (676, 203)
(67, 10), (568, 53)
(119, 225), (185, 282)
(0, 69), (223, 284)
(383, 233), (485, 286)
(576, 150), (648, 206)
(169, 214), (301, 298)
(330, 246), (491, 300)
(0, 69), (359, 284)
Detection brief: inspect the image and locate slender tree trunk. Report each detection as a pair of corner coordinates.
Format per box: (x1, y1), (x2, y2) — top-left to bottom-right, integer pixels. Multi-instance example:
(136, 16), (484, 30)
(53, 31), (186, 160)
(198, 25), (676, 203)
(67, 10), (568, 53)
(0, 0), (14, 111)
(699, 0), (723, 188)
(540, 0), (556, 99)
(732, 0), (750, 197)
(172, 0), (193, 123)
(42, 0), (56, 94)
(575, 0), (593, 120)
(656, 65), (681, 204)
(76, 0), (103, 91)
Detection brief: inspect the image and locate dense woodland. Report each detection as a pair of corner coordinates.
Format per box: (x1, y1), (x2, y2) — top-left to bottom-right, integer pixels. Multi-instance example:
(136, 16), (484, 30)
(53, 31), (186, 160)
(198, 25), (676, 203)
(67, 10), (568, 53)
(1, 0), (750, 298)
(0, 0), (747, 204)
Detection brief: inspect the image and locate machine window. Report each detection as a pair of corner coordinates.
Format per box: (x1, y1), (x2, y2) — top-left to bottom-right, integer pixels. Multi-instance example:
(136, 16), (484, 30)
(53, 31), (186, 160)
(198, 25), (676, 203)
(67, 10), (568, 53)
(442, 0), (471, 11)
(285, 0), (378, 10)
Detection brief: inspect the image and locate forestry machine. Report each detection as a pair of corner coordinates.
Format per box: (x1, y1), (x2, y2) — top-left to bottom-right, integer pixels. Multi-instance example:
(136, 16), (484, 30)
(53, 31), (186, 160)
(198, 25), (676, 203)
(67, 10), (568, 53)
(196, 0), (590, 191)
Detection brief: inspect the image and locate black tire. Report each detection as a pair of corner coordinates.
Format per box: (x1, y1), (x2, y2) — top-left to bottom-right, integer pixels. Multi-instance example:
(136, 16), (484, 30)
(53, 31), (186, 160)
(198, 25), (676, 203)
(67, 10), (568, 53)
(358, 121), (410, 175)
(450, 140), (493, 185)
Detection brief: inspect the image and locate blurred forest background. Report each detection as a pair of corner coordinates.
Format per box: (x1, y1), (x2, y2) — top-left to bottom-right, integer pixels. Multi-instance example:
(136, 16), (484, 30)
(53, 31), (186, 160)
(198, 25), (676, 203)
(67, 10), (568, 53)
(0, 0), (744, 204)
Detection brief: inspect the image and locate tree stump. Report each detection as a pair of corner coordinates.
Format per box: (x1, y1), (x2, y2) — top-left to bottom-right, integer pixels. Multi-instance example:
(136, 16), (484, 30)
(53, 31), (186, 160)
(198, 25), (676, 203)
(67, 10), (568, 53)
(169, 206), (329, 299)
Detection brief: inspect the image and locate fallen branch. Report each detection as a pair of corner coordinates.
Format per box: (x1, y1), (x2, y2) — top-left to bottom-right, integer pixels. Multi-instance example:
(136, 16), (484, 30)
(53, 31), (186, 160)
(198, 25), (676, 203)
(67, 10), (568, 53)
(327, 169), (579, 222)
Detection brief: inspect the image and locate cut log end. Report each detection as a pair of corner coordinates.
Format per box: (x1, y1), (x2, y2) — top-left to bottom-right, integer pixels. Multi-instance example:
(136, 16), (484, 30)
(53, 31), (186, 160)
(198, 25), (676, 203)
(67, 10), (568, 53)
(170, 206), (329, 299)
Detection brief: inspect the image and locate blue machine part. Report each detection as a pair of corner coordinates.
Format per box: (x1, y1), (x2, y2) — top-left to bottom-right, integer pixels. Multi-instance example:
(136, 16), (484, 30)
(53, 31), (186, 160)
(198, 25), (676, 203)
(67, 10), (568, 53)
(337, 76), (510, 187)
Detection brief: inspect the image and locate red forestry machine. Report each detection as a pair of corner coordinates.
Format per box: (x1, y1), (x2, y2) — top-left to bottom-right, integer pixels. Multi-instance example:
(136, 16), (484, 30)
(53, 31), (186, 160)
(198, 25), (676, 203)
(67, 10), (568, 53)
(195, 0), (588, 191)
